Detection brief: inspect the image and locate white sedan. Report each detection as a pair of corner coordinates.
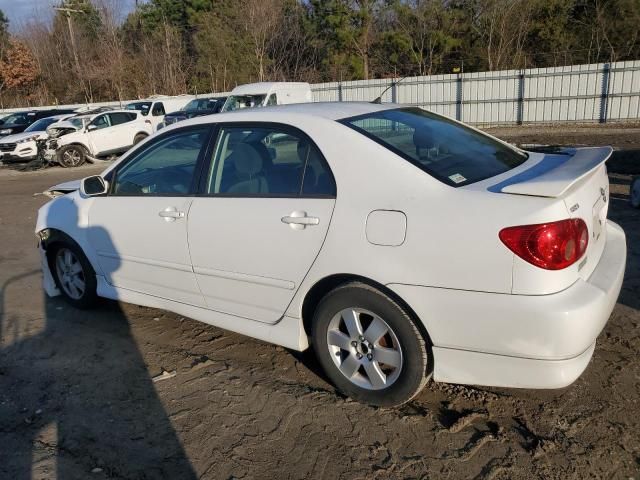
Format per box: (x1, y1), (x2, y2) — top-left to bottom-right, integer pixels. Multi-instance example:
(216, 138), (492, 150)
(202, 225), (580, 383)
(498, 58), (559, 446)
(36, 103), (626, 406)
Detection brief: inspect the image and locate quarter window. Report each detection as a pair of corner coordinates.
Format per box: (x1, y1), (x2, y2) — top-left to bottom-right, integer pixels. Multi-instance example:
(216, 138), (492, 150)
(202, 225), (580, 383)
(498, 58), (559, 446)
(206, 126), (335, 197)
(112, 128), (208, 196)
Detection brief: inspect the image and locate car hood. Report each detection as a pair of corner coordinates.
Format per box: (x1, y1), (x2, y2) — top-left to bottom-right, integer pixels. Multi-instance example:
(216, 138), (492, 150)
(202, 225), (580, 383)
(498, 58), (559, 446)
(42, 179), (81, 198)
(47, 120), (80, 131)
(0, 130), (46, 143)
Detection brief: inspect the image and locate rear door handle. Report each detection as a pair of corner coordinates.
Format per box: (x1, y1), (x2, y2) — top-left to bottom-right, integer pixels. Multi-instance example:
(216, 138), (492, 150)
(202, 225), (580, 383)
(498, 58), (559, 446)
(281, 211), (319, 230)
(159, 207), (185, 222)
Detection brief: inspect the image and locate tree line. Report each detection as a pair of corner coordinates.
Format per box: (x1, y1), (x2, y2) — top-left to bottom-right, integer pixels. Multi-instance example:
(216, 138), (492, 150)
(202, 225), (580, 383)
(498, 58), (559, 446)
(0, 0), (638, 108)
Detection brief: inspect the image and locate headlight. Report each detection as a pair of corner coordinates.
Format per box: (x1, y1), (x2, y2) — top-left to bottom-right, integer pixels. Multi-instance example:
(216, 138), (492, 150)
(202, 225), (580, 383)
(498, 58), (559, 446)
(17, 135), (39, 144)
(0, 129), (12, 134)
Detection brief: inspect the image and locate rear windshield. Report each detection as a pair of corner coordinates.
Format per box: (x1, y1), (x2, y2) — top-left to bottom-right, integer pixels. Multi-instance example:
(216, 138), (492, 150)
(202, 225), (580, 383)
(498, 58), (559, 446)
(341, 107), (527, 187)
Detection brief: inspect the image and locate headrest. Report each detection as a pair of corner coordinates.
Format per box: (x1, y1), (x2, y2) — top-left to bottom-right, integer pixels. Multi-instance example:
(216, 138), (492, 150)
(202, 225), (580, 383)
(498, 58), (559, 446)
(413, 127), (434, 149)
(232, 143), (263, 175)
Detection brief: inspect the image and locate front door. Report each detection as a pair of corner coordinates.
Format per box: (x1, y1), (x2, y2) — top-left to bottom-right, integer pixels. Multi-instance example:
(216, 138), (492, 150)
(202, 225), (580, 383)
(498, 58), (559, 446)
(188, 124), (337, 323)
(86, 113), (116, 154)
(87, 126), (211, 306)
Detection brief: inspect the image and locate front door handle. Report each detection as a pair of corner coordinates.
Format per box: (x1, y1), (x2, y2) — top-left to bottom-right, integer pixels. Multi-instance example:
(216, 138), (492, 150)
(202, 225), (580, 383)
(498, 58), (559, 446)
(159, 207), (185, 222)
(281, 211), (320, 230)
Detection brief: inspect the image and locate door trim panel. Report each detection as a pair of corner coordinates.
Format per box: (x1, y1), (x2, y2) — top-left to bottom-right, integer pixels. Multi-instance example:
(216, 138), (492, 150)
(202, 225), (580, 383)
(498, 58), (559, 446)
(193, 265), (295, 290)
(97, 250), (193, 273)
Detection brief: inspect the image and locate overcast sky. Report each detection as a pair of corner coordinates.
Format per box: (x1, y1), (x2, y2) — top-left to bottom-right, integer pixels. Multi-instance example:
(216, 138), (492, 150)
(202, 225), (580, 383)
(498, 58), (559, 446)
(0, 0), (140, 31)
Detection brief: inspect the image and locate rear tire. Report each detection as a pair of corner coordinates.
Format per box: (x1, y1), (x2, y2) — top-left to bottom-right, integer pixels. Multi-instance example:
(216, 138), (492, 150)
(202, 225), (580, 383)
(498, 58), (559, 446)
(58, 145), (86, 168)
(48, 241), (98, 309)
(631, 176), (640, 209)
(133, 133), (148, 145)
(311, 282), (430, 407)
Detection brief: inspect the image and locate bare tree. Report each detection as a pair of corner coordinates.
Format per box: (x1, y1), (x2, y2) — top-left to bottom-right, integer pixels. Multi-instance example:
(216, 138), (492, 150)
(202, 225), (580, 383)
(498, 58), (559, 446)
(473, 0), (533, 71)
(243, 0), (285, 82)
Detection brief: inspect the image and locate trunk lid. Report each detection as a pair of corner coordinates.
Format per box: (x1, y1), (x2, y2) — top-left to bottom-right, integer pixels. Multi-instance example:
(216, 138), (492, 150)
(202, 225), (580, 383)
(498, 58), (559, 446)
(493, 146), (612, 281)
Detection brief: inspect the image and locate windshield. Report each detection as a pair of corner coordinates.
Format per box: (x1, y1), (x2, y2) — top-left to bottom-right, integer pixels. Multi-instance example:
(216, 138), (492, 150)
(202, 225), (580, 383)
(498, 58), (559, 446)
(125, 102), (152, 116)
(2, 113), (32, 125)
(185, 98), (221, 111)
(341, 107), (528, 187)
(221, 94), (267, 112)
(25, 117), (60, 132)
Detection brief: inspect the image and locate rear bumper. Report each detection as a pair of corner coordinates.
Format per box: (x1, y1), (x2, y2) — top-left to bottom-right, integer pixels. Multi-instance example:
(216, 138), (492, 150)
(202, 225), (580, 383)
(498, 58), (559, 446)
(389, 220), (626, 388)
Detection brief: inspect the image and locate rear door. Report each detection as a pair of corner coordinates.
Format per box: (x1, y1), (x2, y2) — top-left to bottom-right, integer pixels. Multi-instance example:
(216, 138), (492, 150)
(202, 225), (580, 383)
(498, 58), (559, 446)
(105, 112), (139, 150)
(187, 123), (337, 323)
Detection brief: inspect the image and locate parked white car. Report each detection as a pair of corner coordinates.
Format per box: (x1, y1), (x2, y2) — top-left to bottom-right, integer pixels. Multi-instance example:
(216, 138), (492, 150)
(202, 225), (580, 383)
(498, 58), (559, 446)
(36, 102), (626, 406)
(125, 96), (191, 130)
(0, 114), (74, 163)
(52, 110), (153, 167)
(221, 82), (312, 112)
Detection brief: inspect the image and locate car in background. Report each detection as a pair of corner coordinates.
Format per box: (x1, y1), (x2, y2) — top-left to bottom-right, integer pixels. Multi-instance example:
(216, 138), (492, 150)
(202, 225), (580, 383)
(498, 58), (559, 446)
(52, 110), (153, 167)
(125, 96), (190, 130)
(0, 114), (74, 163)
(221, 82), (312, 112)
(158, 96), (227, 130)
(37, 102), (625, 406)
(0, 109), (76, 138)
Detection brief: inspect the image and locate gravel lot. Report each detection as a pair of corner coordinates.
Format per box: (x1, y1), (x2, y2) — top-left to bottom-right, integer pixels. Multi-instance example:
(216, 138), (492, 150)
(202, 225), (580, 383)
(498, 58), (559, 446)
(0, 125), (639, 479)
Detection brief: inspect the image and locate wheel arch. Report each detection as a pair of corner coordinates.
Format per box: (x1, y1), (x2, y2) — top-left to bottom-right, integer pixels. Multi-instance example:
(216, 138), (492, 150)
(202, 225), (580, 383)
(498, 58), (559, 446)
(59, 142), (89, 152)
(39, 228), (96, 273)
(300, 273), (434, 351)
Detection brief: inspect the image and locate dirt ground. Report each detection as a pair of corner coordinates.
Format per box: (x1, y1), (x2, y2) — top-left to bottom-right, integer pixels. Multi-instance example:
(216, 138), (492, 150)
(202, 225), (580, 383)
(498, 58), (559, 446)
(0, 125), (639, 480)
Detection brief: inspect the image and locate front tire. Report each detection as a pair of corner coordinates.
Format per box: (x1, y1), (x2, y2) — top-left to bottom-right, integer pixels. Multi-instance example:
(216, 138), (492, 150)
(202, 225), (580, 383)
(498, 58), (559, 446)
(49, 242), (98, 309)
(58, 145), (86, 168)
(311, 282), (430, 407)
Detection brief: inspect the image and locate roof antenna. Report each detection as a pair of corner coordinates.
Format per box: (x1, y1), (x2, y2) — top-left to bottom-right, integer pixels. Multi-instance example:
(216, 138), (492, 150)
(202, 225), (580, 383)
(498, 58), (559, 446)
(371, 75), (408, 104)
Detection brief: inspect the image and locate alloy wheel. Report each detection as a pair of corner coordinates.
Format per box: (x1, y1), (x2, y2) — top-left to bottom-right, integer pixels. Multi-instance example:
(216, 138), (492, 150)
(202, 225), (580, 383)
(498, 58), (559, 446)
(55, 248), (86, 300)
(62, 148), (82, 167)
(326, 308), (403, 390)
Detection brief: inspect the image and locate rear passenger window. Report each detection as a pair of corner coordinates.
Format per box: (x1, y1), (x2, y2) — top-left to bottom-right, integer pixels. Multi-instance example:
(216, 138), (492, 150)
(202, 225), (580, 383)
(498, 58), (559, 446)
(206, 126), (335, 197)
(109, 112), (135, 125)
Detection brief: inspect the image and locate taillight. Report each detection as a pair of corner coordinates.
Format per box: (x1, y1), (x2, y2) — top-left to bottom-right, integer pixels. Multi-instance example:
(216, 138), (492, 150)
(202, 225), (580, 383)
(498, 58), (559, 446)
(499, 219), (588, 270)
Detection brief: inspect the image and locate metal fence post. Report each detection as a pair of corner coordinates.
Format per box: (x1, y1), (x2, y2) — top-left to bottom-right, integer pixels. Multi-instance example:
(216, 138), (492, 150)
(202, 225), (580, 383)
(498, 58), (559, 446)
(456, 73), (463, 121)
(600, 63), (611, 123)
(517, 70), (525, 125)
(391, 78), (398, 103)
(338, 82), (343, 102)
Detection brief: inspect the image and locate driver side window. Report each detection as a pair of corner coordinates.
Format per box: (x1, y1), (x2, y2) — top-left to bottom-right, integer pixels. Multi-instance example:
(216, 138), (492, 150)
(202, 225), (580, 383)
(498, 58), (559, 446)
(112, 128), (209, 196)
(91, 114), (111, 130)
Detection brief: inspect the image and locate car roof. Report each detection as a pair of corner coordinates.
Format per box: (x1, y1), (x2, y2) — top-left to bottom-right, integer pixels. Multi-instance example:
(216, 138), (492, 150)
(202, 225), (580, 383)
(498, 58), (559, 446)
(183, 102), (401, 125)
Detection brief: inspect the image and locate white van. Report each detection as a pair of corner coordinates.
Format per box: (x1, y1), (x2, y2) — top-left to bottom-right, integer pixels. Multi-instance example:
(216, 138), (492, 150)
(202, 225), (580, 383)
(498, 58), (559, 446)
(125, 96), (192, 130)
(221, 82), (312, 112)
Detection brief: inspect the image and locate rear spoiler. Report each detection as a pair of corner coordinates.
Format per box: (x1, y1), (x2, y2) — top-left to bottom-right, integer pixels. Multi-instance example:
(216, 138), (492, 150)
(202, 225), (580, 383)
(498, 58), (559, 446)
(495, 146), (612, 198)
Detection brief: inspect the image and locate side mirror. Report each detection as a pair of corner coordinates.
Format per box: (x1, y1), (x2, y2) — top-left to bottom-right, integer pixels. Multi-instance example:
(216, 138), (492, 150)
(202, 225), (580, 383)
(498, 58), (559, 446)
(87, 124), (97, 132)
(81, 175), (108, 196)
